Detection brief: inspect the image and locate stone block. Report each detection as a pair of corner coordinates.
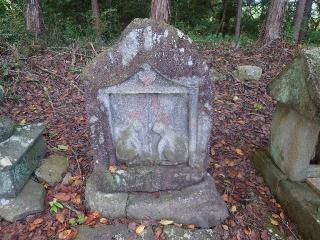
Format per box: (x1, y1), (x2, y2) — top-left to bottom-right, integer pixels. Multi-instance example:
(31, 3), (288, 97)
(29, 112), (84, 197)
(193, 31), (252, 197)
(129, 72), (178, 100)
(0, 123), (46, 198)
(35, 155), (68, 186)
(163, 225), (220, 240)
(126, 174), (229, 228)
(0, 179), (46, 222)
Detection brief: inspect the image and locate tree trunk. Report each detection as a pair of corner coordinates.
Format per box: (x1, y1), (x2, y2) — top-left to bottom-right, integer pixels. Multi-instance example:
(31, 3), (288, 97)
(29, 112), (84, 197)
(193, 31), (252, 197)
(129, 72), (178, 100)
(299, 0), (313, 42)
(91, 0), (101, 37)
(25, 0), (43, 37)
(150, 0), (171, 23)
(260, 0), (289, 43)
(293, 0), (307, 42)
(235, 0), (243, 45)
(106, 0), (112, 7)
(216, 0), (228, 34)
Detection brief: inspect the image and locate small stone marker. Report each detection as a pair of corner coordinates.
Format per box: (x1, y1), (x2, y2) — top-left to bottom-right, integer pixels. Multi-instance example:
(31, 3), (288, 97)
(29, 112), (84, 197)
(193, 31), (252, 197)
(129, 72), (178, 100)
(268, 48), (320, 181)
(83, 18), (228, 227)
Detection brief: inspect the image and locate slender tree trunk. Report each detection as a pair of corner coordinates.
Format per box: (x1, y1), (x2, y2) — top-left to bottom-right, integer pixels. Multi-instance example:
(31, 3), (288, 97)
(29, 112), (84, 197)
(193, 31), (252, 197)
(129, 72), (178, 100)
(299, 0), (313, 42)
(25, 0), (43, 37)
(235, 0), (243, 46)
(293, 0), (307, 42)
(91, 0), (101, 37)
(106, 0), (112, 7)
(259, 0), (289, 43)
(216, 0), (228, 34)
(150, 0), (171, 23)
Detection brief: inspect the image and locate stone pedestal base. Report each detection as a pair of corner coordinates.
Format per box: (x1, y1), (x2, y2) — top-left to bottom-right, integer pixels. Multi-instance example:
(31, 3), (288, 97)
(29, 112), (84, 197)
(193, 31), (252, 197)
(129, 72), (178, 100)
(85, 170), (228, 228)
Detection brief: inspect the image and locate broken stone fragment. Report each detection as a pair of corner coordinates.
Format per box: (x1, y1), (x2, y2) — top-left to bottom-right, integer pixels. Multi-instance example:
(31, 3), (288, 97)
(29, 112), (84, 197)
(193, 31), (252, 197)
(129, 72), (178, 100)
(35, 155), (68, 186)
(233, 65), (262, 81)
(0, 179), (46, 222)
(0, 116), (15, 143)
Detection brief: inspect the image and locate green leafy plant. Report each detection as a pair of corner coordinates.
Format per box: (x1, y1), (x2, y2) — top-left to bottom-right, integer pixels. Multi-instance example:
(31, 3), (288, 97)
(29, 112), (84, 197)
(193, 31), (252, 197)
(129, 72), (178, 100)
(253, 103), (263, 112)
(69, 214), (86, 226)
(49, 198), (64, 213)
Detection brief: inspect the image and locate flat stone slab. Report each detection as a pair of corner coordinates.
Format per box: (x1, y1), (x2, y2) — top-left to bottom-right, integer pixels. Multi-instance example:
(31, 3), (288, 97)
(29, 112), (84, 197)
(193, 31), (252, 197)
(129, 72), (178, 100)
(233, 65), (262, 81)
(163, 225), (220, 240)
(75, 224), (153, 240)
(86, 173), (228, 228)
(0, 123), (46, 198)
(252, 151), (320, 240)
(35, 155), (68, 186)
(0, 179), (46, 222)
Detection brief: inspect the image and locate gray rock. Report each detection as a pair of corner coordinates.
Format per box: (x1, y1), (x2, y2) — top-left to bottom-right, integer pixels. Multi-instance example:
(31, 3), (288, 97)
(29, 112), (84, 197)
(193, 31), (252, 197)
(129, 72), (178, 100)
(0, 179), (46, 222)
(0, 85), (4, 103)
(127, 174), (229, 228)
(233, 65), (262, 81)
(0, 123), (46, 198)
(85, 173), (128, 218)
(75, 224), (153, 240)
(0, 116), (15, 142)
(163, 225), (221, 240)
(35, 155), (68, 186)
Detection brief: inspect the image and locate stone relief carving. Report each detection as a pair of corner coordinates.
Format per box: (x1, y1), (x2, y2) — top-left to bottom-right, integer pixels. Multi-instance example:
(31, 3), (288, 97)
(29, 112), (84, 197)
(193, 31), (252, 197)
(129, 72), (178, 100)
(152, 121), (188, 164)
(115, 121), (142, 162)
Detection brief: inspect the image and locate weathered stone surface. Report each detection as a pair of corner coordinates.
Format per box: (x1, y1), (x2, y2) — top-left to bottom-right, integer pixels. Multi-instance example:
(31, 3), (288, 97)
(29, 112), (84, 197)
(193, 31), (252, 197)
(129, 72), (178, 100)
(85, 173), (128, 218)
(92, 166), (205, 193)
(252, 150), (320, 240)
(163, 225), (221, 240)
(0, 116), (15, 142)
(0, 85), (4, 103)
(84, 18), (214, 169)
(0, 180), (46, 222)
(269, 103), (320, 181)
(252, 151), (287, 194)
(127, 174), (229, 228)
(0, 123), (46, 198)
(233, 65), (262, 81)
(268, 48), (320, 121)
(62, 172), (73, 185)
(35, 155), (68, 186)
(75, 224), (153, 240)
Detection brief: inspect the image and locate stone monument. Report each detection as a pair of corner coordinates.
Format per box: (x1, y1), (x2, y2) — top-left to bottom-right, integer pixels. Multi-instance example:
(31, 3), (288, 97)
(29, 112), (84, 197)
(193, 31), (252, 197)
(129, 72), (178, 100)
(252, 48), (320, 240)
(268, 48), (320, 182)
(83, 18), (228, 228)
(0, 116), (46, 222)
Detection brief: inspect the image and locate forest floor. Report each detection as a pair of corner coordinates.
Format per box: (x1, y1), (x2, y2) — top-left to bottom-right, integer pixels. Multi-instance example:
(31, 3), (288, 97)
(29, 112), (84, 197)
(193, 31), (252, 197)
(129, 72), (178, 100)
(0, 41), (299, 240)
